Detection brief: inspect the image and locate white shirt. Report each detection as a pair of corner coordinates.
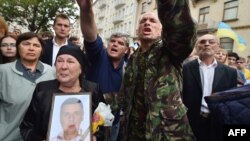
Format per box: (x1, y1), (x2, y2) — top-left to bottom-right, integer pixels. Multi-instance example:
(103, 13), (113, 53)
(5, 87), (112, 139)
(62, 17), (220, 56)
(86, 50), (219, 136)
(50, 129), (90, 141)
(52, 38), (68, 66)
(198, 58), (218, 113)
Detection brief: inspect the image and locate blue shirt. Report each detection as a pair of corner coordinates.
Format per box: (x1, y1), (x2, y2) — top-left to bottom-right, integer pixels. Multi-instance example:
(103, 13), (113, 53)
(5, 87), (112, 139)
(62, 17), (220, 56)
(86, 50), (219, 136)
(84, 35), (125, 93)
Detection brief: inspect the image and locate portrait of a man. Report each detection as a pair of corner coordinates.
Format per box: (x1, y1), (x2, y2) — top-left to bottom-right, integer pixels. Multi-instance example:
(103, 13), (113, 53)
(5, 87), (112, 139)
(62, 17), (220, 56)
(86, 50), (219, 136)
(48, 95), (91, 141)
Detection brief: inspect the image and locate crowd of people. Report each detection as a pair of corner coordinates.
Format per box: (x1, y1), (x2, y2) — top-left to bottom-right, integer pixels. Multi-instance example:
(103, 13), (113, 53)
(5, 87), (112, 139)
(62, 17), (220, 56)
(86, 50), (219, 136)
(0, 0), (250, 141)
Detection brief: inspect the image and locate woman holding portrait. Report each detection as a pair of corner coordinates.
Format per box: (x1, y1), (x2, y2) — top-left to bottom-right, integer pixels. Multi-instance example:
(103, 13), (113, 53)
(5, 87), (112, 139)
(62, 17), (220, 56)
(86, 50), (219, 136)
(20, 45), (105, 141)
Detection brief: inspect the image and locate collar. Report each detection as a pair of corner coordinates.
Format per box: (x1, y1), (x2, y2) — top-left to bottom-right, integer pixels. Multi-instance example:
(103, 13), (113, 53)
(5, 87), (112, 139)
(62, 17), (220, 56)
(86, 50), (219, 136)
(140, 39), (162, 54)
(198, 57), (218, 68)
(16, 59), (44, 73)
(52, 37), (68, 47)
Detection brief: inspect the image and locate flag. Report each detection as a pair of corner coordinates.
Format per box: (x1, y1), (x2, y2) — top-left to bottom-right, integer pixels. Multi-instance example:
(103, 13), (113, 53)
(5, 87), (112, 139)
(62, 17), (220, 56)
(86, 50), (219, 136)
(216, 22), (247, 51)
(237, 35), (247, 51)
(216, 22), (238, 41)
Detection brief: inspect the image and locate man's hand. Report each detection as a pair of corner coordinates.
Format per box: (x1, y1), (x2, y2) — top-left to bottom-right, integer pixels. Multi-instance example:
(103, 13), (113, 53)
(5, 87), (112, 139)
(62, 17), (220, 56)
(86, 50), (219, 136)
(76, 0), (97, 42)
(76, 0), (93, 11)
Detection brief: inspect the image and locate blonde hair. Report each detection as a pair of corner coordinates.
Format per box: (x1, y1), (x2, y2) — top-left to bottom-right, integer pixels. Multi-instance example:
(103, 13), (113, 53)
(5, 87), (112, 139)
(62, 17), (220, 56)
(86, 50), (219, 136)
(216, 47), (228, 64)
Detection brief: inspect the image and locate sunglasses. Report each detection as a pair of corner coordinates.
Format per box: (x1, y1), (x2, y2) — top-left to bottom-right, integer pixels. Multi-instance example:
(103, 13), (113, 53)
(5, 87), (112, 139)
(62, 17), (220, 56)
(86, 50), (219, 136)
(237, 62), (244, 64)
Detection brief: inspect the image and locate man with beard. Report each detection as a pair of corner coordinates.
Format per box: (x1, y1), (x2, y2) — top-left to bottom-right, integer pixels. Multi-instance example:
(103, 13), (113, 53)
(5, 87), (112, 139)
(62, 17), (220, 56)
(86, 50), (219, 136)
(182, 34), (237, 141)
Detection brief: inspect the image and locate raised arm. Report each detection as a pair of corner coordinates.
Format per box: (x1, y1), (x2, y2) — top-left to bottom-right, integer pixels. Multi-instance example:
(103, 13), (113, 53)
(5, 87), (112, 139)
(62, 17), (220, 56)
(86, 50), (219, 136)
(157, 0), (196, 63)
(76, 0), (97, 42)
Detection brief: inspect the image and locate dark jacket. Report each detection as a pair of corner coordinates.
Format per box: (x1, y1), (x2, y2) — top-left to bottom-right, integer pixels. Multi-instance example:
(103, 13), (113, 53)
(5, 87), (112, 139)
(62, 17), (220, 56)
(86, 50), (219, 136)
(40, 39), (79, 66)
(20, 79), (105, 141)
(205, 84), (250, 140)
(182, 59), (238, 141)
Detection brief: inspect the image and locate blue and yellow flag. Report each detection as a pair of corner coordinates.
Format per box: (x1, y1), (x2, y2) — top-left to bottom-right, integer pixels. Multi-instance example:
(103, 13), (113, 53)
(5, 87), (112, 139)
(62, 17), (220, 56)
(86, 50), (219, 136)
(237, 35), (247, 51)
(216, 22), (238, 41)
(216, 22), (247, 51)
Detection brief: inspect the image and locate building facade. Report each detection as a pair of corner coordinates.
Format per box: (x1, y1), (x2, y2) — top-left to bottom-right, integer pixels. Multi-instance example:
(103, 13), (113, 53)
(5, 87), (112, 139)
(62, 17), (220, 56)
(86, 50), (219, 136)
(190, 0), (250, 58)
(93, 0), (138, 45)
(93, 0), (249, 58)
(92, 0), (158, 45)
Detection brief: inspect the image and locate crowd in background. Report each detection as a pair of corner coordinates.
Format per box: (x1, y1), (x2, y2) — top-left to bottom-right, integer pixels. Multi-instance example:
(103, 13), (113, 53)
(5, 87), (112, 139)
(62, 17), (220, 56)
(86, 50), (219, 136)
(1, 0), (250, 141)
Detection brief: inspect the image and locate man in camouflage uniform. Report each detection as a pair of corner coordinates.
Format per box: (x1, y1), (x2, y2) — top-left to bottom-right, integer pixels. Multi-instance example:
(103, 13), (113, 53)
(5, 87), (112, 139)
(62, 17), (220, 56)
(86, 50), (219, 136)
(118, 0), (196, 140)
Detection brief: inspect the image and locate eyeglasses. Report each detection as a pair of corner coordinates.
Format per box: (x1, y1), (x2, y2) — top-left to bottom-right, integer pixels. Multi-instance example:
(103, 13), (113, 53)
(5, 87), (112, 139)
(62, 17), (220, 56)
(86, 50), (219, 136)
(237, 62), (244, 64)
(198, 39), (217, 45)
(0, 43), (16, 48)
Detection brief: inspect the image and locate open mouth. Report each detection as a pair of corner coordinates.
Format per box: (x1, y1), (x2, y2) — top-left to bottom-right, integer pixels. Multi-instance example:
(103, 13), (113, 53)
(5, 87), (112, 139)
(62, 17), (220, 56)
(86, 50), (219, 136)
(111, 48), (118, 53)
(143, 27), (151, 32)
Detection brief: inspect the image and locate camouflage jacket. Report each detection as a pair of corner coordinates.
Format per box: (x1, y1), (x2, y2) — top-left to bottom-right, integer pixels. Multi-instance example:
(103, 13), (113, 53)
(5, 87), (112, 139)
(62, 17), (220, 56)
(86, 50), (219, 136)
(118, 0), (196, 141)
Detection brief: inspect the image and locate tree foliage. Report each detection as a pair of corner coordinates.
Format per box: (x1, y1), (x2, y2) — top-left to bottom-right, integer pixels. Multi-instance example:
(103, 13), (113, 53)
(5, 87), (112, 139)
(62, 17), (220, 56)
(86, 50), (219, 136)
(0, 0), (78, 33)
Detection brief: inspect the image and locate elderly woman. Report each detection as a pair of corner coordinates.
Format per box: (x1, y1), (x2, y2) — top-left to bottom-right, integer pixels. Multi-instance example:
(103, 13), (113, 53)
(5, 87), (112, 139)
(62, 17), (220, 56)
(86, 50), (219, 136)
(0, 32), (55, 141)
(0, 35), (17, 64)
(20, 45), (105, 141)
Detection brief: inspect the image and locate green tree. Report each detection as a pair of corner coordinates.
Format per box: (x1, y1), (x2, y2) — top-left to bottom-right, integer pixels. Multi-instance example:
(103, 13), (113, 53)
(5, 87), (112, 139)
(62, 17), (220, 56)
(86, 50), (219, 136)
(0, 0), (78, 33)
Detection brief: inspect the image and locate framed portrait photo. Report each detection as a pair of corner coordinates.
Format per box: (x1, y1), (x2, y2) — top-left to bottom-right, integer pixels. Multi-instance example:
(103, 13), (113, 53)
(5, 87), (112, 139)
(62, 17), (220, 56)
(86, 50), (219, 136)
(47, 92), (92, 141)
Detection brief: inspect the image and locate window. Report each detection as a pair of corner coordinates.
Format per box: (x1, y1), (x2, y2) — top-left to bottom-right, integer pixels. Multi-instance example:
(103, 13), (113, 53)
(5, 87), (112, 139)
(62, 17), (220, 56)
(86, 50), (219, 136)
(220, 37), (234, 52)
(126, 5), (129, 16)
(223, 0), (238, 21)
(124, 23), (127, 33)
(129, 21), (132, 34)
(142, 2), (147, 13)
(198, 7), (209, 24)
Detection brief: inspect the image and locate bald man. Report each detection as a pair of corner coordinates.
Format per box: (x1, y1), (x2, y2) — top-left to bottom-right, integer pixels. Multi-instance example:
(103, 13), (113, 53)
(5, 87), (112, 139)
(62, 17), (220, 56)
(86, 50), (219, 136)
(183, 34), (237, 141)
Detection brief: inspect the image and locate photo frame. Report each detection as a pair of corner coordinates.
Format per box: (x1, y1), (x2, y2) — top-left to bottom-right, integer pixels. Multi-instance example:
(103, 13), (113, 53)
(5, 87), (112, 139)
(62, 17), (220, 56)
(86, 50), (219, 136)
(47, 92), (92, 141)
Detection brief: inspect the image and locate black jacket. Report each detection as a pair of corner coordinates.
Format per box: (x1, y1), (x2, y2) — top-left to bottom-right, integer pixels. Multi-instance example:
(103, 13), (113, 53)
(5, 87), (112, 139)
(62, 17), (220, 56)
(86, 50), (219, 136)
(182, 59), (238, 141)
(40, 39), (80, 66)
(205, 84), (250, 140)
(20, 79), (105, 141)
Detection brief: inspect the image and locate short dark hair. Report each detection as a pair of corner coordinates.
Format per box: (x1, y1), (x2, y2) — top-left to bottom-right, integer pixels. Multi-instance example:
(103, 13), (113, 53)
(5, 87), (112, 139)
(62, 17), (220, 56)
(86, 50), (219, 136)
(53, 13), (70, 26)
(40, 31), (54, 39)
(60, 98), (83, 116)
(16, 32), (44, 58)
(228, 52), (239, 60)
(109, 32), (130, 47)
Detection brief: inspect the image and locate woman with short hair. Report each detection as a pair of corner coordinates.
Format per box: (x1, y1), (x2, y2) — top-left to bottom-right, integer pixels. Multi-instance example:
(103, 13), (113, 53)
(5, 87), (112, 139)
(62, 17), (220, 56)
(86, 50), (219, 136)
(0, 32), (55, 141)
